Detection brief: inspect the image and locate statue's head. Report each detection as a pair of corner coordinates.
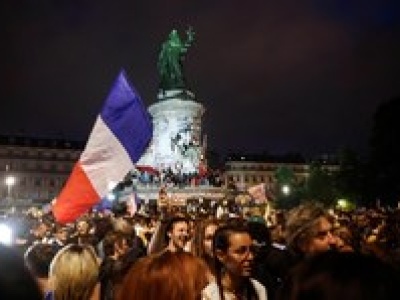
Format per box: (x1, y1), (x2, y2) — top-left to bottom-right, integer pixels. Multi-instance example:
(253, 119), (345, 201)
(169, 29), (181, 45)
(170, 29), (178, 37)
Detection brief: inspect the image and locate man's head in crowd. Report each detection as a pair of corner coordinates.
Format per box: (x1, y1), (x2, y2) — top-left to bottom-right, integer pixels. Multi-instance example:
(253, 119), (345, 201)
(103, 231), (131, 259)
(165, 216), (189, 252)
(76, 219), (90, 235)
(285, 202), (338, 256)
(54, 225), (69, 245)
(24, 243), (59, 294)
(33, 220), (51, 239)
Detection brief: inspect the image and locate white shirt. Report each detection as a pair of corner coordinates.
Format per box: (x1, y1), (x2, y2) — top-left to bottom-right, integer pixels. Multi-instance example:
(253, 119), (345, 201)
(202, 278), (267, 300)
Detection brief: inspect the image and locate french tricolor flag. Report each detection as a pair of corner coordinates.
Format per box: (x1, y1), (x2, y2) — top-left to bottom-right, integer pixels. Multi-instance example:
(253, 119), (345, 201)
(52, 70), (153, 224)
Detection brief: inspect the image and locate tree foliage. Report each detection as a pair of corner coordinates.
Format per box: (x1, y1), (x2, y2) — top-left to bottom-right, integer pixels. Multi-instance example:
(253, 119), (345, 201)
(368, 97), (400, 206)
(273, 166), (302, 209)
(334, 148), (365, 205)
(304, 161), (337, 206)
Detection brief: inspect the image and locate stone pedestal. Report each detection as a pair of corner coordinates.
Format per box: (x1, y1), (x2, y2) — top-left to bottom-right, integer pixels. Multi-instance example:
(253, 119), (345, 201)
(138, 89), (205, 174)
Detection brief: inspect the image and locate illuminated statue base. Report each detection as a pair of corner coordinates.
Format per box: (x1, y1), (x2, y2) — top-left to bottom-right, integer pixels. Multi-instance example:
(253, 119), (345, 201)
(138, 89), (205, 175)
(134, 89), (225, 207)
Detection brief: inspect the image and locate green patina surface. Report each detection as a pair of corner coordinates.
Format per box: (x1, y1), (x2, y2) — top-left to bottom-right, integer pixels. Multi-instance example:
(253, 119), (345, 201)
(158, 27), (195, 90)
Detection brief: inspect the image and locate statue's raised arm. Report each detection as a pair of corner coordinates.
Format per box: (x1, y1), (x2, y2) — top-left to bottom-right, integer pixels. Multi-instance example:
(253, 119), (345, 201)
(184, 26), (195, 49)
(158, 27), (195, 91)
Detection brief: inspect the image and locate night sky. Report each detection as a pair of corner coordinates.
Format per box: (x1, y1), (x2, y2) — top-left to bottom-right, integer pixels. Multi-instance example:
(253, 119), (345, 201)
(2, 1), (400, 157)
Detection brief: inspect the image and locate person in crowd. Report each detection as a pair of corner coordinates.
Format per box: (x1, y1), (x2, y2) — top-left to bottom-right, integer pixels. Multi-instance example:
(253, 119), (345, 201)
(269, 211), (287, 250)
(92, 216), (114, 259)
(192, 218), (220, 279)
(202, 222), (267, 300)
(185, 217), (196, 251)
(47, 244), (100, 300)
(253, 202), (338, 299)
(47, 224), (70, 249)
(147, 215), (190, 254)
(333, 225), (356, 252)
(145, 218), (167, 255)
(285, 202), (338, 256)
(0, 243), (43, 299)
(70, 219), (97, 246)
(26, 219), (52, 246)
(112, 216), (147, 254)
(133, 215), (154, 247)
(276, 251), (400, 300)
(99, 230), (143, 300)
(280, 202), (338, 273)
(165, 215), (190, 252)
(24, 242), (60, 295)
(248, 220), (283, 300)
(118, 251), (209, 300)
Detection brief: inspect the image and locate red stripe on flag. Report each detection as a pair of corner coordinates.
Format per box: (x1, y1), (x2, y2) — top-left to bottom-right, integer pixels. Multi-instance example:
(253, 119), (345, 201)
(52, 162), (99, 224)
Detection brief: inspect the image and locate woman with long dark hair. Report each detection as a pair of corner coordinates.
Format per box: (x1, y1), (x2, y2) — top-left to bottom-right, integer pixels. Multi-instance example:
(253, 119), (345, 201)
(202, 221), (267, 300)
(192, 218), (220, 279)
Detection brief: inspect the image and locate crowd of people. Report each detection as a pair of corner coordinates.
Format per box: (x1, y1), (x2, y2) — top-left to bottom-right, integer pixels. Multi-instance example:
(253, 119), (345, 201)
(133, 167), (224, 188)
(1, 200), (400, 299)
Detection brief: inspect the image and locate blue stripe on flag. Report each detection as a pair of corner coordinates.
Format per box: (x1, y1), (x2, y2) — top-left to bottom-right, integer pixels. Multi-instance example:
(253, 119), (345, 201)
(100, 70), (153, 162)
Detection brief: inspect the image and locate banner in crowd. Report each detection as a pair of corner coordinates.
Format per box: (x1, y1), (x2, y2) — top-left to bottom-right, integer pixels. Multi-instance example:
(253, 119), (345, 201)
(247, 183), (267, 204)
(52, 70), (153, 223)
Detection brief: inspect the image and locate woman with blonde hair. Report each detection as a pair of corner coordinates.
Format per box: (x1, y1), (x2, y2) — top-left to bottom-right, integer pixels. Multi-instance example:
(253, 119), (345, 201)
(47, 244), (100, 300)
(119, 251), (209, 300)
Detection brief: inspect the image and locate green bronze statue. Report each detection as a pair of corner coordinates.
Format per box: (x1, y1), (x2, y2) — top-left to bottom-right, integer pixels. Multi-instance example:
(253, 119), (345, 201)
(158, 27), (195, 91)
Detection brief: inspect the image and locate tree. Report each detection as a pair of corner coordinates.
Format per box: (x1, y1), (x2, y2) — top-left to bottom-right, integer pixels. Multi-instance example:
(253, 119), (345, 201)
(334, 148), (365, 206)
(304, 161), (337, 206)
(368, 97), (400, 206)
(273, 166), (302, 209)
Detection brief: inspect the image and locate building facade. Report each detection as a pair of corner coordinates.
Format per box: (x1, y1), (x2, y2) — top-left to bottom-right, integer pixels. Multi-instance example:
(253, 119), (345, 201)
(224, 154), (339, 192)
(0, 135), (83, 205)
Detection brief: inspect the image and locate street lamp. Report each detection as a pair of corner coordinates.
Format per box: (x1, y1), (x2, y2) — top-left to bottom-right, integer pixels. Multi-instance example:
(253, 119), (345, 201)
(281, 184), (291, 196)
(5, 175), (16, 199)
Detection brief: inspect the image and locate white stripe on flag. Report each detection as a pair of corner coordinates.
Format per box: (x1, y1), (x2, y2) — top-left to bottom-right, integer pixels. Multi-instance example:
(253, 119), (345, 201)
(80, 116), (133, 196)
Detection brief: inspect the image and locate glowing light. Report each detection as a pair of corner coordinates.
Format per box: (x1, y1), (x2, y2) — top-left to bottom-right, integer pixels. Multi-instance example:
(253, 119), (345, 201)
(107, 193), (116, 201)
(337, 199), (347, 207)
(282, 185), (290, 195)
(5, 176), (16, 187)
(336, 199), (355, 212)
(0, 224), (13, 245)
(5, 175), (16, 198)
